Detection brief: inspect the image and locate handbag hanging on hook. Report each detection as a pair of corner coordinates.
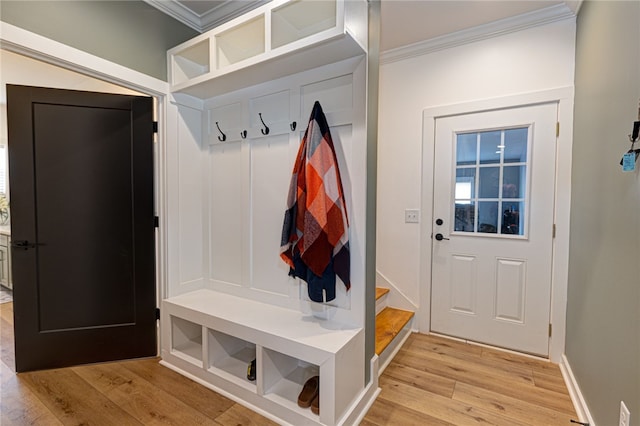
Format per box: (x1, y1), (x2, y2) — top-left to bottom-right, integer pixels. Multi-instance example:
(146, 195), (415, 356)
(620, 101), (640, 172)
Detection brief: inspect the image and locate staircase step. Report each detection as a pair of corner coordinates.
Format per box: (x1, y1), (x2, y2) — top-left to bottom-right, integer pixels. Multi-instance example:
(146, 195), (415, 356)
(375, 307), (414, 356)
(375, 287), (390, 315)
(375, 287), (390, 300)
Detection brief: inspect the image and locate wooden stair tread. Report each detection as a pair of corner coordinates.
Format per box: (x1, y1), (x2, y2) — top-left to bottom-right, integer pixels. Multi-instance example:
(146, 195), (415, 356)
(375, 307), (414, 355)
(375, 287), (390, 300)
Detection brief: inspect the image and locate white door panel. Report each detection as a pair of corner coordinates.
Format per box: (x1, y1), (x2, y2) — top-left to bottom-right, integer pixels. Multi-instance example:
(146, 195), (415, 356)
(431, 103), (557, 356)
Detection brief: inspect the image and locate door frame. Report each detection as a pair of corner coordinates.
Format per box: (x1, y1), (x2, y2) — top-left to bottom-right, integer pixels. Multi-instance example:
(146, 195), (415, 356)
(419, 88), (575, 362)
(0, 22), (170, 348)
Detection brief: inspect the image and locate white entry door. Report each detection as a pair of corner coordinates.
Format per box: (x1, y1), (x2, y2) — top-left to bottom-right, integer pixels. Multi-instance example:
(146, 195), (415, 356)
(431, 103), (557, 356)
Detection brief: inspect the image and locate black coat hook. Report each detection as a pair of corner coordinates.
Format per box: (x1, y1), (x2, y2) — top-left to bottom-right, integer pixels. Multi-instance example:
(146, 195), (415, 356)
(290, 121), (297, 131)
(259, 113), (270, 135)
(215, 121), (226, 142)
(241, 130), (247, 139)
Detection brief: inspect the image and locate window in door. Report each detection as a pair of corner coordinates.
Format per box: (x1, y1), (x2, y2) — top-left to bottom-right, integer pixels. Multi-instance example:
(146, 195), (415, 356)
(454, 127), (529, 237)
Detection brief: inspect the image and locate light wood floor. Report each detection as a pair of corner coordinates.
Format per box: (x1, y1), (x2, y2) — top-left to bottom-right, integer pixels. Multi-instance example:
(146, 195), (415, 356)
(1, 302), (577, 425)
(362, 333), (578, 425)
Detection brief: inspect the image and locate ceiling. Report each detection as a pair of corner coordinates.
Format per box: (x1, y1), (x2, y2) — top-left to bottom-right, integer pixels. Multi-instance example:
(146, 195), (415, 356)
(144, 0), (581, 52)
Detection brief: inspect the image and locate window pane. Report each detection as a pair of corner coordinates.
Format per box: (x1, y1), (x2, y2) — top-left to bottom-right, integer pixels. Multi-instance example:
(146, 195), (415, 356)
(455, 202), (475, 232)
(479, 167), (499, 198)
(455, 168), (476, 201)
(504, 128), (528, 163)
(451, 126), (529, 238)
(479, 131), (501, 164)
(502, 201), (524, 235)
(502, 165), (526, 199)
(478, 201), (498, 233)
(456, 133), (477, 165)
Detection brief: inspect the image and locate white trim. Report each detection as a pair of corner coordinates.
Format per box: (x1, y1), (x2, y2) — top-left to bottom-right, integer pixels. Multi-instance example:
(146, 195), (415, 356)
(381, 4), (575, 64)
(569, 0), (584, 15)
(159, 353), (380, 426)
(143, 0), (267, 33)
(561, 354), (596, 426)
(339, 355), (381, 426)
(0, 21), (170, 349)
(375, 270), (419, 312)
(143, 0), (203, 32)
(0, 22), (168, 96)
(199, 0), (268, 32)
(159, 360), (290, 425)
(419, 87), (574, 362)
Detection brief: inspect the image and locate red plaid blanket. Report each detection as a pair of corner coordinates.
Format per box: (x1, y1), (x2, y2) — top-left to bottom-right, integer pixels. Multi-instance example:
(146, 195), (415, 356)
(280, 101), (350, 302)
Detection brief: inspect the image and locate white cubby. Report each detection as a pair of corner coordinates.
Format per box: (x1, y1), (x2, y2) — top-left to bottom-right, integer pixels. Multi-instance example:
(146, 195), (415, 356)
(271, 0), (337, 49)
(163, 1), (370, 424)
(207, 329), (256, 388)
(167, 0), (367, 98)
(161, 290), (364, 425)
(171, 39), (210, 86)
(261, 348), (319, 417)
(170, 316), (203, 365)
(216, 15), (265, 68)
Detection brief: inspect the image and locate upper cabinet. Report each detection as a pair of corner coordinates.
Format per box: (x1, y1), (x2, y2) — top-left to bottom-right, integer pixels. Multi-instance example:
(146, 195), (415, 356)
(168, 0), (367, 99)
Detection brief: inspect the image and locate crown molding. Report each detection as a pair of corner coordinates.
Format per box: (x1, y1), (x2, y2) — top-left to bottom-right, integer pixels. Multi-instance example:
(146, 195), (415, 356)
(199, 1), (268, 32)
(143, 0), (267, 33)
(143, 0), (202, 32)
(380, 3), (576, 65)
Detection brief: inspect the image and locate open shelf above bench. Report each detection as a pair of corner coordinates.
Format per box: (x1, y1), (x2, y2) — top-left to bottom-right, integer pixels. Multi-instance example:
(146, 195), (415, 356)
(168, 0), (366, 99)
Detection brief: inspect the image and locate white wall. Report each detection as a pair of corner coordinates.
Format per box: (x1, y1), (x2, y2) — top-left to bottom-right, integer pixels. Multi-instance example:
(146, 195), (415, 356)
(376, 18), (576, 329)
(0, 49), (144, 148)
(0, 49), (144, 202)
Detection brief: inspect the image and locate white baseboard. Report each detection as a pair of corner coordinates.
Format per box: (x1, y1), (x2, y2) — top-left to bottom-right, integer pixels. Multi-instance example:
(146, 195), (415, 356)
(560, 354), (596, 426)
(341, 356), (381, 426)
(160, 357), (381, 426)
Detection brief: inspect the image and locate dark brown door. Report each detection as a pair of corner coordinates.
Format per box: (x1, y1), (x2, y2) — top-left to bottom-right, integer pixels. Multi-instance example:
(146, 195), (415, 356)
(7, 85), (156, 372)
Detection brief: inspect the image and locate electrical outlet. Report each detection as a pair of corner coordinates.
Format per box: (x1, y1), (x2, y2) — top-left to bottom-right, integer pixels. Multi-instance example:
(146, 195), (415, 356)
(405, 209), (420, 223)
(620, 401), (631, 426)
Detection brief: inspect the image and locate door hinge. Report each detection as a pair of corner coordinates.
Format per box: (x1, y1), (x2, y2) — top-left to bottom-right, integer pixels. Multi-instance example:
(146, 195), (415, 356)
(155, 308), (160, 320)
(556, 122), (560, 137)
(552, 224), (556, 238)
(549, 323), (553, 337)
(154, 216), (159, 228)
(152, 121), (158, 133)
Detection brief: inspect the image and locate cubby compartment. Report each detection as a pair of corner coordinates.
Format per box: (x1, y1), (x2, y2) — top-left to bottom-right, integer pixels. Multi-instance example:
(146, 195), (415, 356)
(168, 0), (365, 98)
(162, 288), (365, 425)
(207, 329), (257, 388)
(216, 15), (265, 68)
(171, 316), (203, 365)
(271, 0), (337, 49)
(171, 39), (210, 85)
(261, 348), (320, 416)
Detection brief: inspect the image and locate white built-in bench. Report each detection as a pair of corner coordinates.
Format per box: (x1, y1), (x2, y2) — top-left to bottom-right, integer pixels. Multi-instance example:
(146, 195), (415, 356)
(160, 289), (364, 425)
